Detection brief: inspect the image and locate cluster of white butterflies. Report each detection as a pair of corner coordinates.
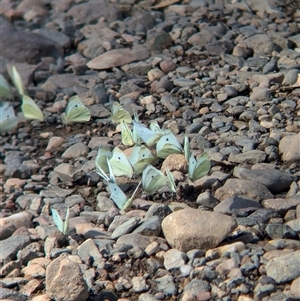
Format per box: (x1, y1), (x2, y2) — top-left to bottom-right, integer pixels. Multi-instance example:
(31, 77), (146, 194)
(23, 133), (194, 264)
(94, 102), (211, 211)
(0, 66), (91, 133)
(95, 147), (170, 210)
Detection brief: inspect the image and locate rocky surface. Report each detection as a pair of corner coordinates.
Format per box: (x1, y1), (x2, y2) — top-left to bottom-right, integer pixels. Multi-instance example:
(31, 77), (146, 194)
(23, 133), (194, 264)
(0, 0), (300, 300)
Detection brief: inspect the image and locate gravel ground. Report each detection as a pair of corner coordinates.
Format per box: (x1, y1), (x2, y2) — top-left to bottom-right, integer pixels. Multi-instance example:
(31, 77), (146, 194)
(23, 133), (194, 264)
(0, 0), (300, 300)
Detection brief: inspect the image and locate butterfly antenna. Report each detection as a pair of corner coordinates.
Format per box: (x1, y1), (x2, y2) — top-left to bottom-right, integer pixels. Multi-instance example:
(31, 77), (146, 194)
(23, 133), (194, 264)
(132, 180), (142, 198)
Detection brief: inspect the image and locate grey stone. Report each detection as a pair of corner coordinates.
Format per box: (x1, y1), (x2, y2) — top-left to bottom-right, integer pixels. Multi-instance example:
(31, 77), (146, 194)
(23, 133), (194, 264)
(144, 204), (172, 219)
(286, 218), (300, 232)
(163, 249), (187, 271)
(196, 191), (219, 209)
(173, 78), (197, 87)
(76, 238), (102, 264)
(214, 196), (261, 215)
(282, 69), (300, 85)
(40, 186), (74, 198)
(132, 216), (162, 236)
(54, 163), (85, 182)
(265, 250), (300, 283)
(34, 28), (71, 50)
(0, 19), (62, 63)
(215, 179), (273, 202)
(228, 150), (266, 164)
(0, 287), (28, 301)
(262, 196), (300, 214)
(244, 33), (275, 55)
(67, 0), (121, 24)
(89, 83), (109, 104)
(183, 278), (211, 295)
(279, 133), (300, 161)
(111, 217), (142, 239)
(4, 164), (32, 179)
(160, 93), (179, 112)
(0, 235), (31, 263)
(61, 142), (89, 159)
(233, 166), (295, 194)
(154, 275), (177, 295)
(265, 223), (297, 239)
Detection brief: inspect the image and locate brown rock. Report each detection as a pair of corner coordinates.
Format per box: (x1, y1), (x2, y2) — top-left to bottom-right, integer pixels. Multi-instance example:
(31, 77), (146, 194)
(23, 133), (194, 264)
(161, 154), (188, 174)
(87, 45), (149, 70)
(46, 255), (88, 301)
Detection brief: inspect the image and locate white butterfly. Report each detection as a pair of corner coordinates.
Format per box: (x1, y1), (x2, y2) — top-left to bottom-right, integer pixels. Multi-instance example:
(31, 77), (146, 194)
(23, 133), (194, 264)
(149, 120), (171, 135)
(156, 132), (183, 159)
(111, 102), (132, 124)
(61, 96), (91, 124)
(109, 147), (134, 178)
(166, 168), (177, 193)
(131, 111), (142, 145)
(132, 120), (162, 146)
(128, 145), (155, 174)
(0, 102), (19, 133)
(188, 152), (211, 182)
(142, 164), (167, 195)
(22, 95), (45, 121)
(0, 74), (12, 99)
(9, 65), (26, 96)
(95, 147), (116, 183)
(51, 207), (70, 235)
(108, 181), (141, 211)
(121, 121), (135, 147)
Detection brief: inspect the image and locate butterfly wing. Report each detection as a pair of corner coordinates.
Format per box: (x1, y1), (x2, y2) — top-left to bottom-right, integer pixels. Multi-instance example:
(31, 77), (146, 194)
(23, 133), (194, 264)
(166, 168), (177, 193)
(123, 181), (142, 210)
(149, 120), (162, 134)
(63, 207), (70, 235)
(9, 66), (26, 96)
(108, 182), (128, 210)
(133, 121), (162, 146)
(121, 121), (134, 147)
(22, 95), (44, 121)
(129, 145), (155, 174)
(109, 147), (133, 178)
(142, 165), (167, 195)
(62, 96), (91, 124)
(156, 133), (183, 159)
(189, 152), (211, 181)
(51, 208), (64, 233)
(107, 158), (116, 183)
(0, 74), (12, 99)
(149, 120), (171, 135)
(0, 103), (18, 133)
(111, 102), (132, 124)
(184, 136), (191, 162)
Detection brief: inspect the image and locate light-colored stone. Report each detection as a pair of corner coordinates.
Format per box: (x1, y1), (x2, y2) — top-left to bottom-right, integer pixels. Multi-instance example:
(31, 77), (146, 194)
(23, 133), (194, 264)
(265, 250), (300, 283)
(162, 208), (237, 252)
(279, 132), (300, 161)
(87, 45), (149, 69)
(46, 137), (65, 151)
